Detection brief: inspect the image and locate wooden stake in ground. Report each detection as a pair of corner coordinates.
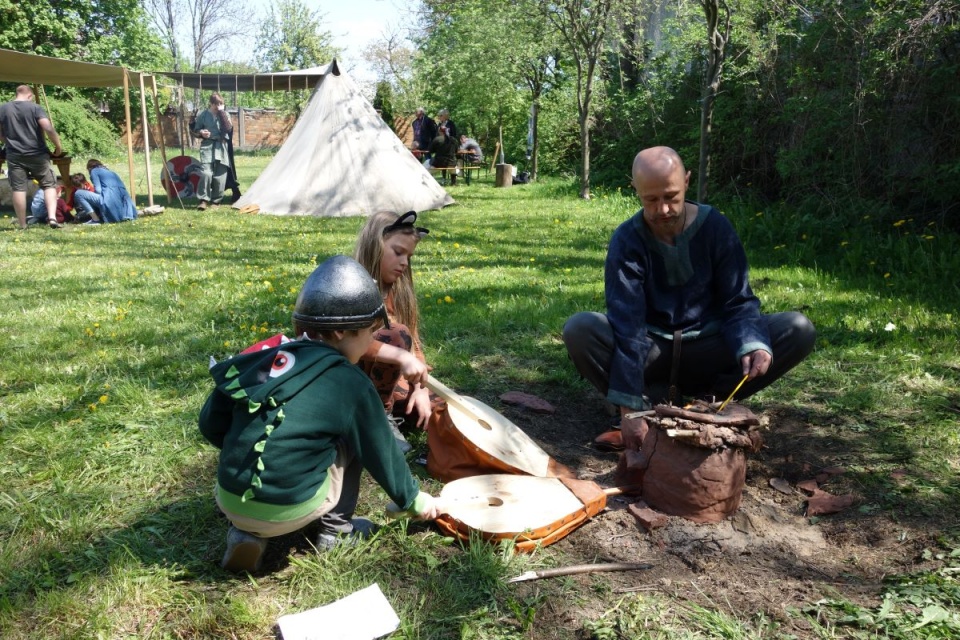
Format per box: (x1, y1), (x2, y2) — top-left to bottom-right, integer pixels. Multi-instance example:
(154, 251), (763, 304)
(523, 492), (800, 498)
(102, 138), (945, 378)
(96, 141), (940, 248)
(508, 562), (654, 583)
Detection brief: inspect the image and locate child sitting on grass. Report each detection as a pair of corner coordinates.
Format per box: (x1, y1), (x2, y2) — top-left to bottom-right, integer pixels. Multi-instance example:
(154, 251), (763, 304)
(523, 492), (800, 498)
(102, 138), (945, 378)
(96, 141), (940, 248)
(26, 179), (71, 226)
(67, 173), (95, 222)
(199, 255), (439, 573)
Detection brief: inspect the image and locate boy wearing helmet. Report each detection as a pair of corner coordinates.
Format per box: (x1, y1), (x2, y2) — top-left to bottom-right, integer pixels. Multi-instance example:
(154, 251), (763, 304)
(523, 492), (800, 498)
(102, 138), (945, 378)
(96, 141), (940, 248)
(199, 255), (440, 573)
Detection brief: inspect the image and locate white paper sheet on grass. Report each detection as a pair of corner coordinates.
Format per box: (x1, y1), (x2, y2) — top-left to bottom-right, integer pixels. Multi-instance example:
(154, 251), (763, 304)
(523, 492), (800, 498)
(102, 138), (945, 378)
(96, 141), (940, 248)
(277, 583), (400, 640)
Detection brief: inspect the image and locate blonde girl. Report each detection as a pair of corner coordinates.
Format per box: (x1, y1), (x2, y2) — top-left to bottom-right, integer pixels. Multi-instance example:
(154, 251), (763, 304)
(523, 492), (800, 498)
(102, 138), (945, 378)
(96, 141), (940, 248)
(355, 211), (434, 429)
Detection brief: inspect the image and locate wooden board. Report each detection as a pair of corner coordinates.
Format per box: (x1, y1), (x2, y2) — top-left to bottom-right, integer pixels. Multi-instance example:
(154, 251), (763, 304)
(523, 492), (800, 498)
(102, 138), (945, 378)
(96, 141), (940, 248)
(427, 376), (553, 477)
(439, 475), (585, 535)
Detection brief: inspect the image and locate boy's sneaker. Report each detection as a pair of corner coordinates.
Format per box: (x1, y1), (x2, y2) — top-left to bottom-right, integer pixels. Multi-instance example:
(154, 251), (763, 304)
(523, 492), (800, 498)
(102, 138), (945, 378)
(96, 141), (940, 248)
(316, 518), (379, 551)
(387, 414), (412, 453)
(221, 525), (268, 572)
(83, 219), (102, 225)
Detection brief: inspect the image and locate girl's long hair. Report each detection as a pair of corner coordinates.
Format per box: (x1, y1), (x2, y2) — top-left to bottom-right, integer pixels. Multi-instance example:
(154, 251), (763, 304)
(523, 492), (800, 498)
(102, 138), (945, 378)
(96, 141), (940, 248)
(354, 211), (420, 336)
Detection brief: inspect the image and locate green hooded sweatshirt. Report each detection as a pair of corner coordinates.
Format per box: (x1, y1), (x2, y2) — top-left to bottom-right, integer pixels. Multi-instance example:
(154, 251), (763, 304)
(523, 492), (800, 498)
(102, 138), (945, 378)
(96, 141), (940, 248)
(199, 339), (421, 522)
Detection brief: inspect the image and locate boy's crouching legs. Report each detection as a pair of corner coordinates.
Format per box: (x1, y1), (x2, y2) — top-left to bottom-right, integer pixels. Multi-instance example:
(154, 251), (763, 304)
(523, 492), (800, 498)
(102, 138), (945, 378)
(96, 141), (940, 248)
(222, 525), (268, 572)
(315, 440), (381, 550)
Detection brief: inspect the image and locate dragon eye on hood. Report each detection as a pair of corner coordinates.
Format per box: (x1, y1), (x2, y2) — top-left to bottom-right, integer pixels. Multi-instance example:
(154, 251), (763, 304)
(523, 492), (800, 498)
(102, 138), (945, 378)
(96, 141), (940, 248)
(268, 351), (296, 378)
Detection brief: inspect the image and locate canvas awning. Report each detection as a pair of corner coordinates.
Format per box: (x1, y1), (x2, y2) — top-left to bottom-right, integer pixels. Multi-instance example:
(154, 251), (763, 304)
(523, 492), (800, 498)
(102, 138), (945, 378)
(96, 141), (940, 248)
(0, 48), (158, 205)
(155, 61), (339, 93)
(0, 48), (134, 87)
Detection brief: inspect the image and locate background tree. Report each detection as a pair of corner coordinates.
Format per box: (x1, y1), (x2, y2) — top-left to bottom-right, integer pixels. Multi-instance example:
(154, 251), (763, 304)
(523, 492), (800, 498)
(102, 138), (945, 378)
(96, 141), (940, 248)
(254, 0), (337, 72)
(0, 0), (166, 150)
(252, 0), (338, 117)
(372, 81), (395, 126)
(542, 0), (616, 199)
(414, 0), (527, 163)
(696, 0), (731, 202)
(363, 29), (424, 115)
(412, 0), (565, 176)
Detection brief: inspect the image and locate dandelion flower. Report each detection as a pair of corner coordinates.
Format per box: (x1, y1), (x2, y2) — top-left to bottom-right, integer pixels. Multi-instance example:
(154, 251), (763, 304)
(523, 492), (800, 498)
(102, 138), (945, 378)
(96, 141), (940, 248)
(893, 220), (906, 227)
(99, 395), (109, 404)
(444, 295), (453, 303)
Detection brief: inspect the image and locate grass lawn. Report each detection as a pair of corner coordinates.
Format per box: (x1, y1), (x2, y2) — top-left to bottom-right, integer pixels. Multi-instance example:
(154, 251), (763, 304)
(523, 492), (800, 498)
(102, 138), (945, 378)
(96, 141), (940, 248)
(1, 151), (958, 638)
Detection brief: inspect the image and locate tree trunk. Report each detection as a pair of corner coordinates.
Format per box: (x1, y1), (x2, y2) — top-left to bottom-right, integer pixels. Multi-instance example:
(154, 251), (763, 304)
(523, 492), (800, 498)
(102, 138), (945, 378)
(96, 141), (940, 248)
(531, 101), (540, 181)
(697, 0), (729, 203)
(579, 113), (591, 199)
(698, 84), (717, 202)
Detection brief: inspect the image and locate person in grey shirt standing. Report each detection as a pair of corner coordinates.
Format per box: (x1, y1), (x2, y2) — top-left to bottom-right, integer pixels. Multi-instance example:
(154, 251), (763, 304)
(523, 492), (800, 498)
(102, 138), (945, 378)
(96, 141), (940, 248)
(0, 85), (64, 229)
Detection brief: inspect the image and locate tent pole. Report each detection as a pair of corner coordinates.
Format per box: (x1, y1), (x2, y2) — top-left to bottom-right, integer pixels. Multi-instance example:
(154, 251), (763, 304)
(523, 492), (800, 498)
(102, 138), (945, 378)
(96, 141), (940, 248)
(138, 73), (154, 207)
(150, 75), (175, 206)
(123, 71), (136, 201)
(179, 82), (187, 155)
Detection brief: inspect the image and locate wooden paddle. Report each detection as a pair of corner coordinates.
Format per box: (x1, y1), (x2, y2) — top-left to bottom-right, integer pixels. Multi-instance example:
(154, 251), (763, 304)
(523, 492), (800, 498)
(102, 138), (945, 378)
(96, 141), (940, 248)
(389, 474), (638, 552)
(425, 375), (574, 479)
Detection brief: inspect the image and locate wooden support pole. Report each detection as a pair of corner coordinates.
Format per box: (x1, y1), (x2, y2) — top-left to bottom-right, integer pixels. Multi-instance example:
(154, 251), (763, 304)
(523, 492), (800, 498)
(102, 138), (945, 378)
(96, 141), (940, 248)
(150, 75), (175, 203)
(123, 71), (136, 201)
(138, 73), (154, 207)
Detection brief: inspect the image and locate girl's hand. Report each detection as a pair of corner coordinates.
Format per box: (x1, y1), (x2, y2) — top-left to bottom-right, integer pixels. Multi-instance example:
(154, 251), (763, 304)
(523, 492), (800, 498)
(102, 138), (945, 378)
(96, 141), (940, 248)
(398, 353), (429, 386)
(406, 385), (432, 430)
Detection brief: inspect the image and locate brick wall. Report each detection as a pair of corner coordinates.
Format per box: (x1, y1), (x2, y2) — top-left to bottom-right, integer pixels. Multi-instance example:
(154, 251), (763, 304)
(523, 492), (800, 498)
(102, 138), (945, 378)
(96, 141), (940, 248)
(126, 110), (412, 152)
(125, 109), (296, 151)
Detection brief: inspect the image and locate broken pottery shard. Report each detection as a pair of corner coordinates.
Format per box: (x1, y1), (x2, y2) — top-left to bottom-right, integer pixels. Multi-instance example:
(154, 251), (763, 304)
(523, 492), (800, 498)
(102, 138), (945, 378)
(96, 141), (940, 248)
(731, 510), (757, 534)
(806, 490), (856, 516)
(796, 479), (819, 495)
(499, 391), (556, 414)
(628, 501), (669, 531)
(769, 478), (793, 495)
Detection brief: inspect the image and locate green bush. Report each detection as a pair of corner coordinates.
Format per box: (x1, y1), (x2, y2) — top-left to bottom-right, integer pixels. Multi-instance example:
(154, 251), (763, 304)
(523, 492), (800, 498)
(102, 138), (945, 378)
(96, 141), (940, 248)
(47, 96), (121, 158)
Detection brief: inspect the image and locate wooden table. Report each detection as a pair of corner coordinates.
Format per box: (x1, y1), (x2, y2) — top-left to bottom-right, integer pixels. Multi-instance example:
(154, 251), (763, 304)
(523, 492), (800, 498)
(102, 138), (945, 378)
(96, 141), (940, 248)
(51, 155), (73, 182)
(457, 150), (483, 185)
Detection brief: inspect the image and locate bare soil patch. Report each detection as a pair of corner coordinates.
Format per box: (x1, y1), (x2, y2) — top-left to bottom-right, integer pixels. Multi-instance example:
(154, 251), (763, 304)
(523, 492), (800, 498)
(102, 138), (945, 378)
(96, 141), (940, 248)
(495, 389), (948, 638)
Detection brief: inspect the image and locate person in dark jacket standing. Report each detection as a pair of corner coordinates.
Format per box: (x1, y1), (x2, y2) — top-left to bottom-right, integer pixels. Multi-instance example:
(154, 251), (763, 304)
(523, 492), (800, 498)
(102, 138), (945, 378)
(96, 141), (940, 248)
(192, 92), (232, 210)
(412, 107), (437, 157)
(0, 85), (64, 229)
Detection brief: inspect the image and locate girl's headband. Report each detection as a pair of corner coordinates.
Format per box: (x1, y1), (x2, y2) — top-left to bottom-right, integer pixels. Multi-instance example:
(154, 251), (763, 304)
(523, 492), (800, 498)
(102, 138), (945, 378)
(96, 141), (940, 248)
(383, 211), (429, 238)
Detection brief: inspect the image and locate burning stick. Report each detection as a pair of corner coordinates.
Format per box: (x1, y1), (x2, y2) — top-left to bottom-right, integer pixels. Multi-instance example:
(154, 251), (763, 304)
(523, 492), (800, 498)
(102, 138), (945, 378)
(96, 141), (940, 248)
(717, 374), (749, 413)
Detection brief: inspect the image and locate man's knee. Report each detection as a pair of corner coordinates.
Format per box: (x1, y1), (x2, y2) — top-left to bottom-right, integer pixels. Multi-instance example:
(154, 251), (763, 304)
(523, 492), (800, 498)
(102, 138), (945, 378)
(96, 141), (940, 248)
(562, 312), (591, 349)
(788, 312), (816, 356)
(562, 311), (607, 356)
(771, 311), (816, 362)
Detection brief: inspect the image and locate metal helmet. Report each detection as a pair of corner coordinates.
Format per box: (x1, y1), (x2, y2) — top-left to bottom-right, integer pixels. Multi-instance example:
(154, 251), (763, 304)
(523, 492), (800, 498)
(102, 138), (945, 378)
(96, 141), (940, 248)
(292, 255), (389, 331)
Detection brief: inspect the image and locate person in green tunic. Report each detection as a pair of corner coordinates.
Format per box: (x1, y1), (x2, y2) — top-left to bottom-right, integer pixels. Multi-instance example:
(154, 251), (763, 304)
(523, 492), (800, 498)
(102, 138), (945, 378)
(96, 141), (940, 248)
(199, 255), (440, 573)
(191, 92), (232, 210)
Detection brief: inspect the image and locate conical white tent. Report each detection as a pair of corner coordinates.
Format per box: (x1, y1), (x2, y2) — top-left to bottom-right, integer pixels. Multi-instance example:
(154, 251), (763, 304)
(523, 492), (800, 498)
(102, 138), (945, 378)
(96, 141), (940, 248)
(233, 68), (454, 217)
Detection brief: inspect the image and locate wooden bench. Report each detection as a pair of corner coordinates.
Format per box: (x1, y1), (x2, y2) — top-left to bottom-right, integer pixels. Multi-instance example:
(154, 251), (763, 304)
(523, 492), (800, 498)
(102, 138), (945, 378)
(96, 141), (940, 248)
(460, 163), (483, 185)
